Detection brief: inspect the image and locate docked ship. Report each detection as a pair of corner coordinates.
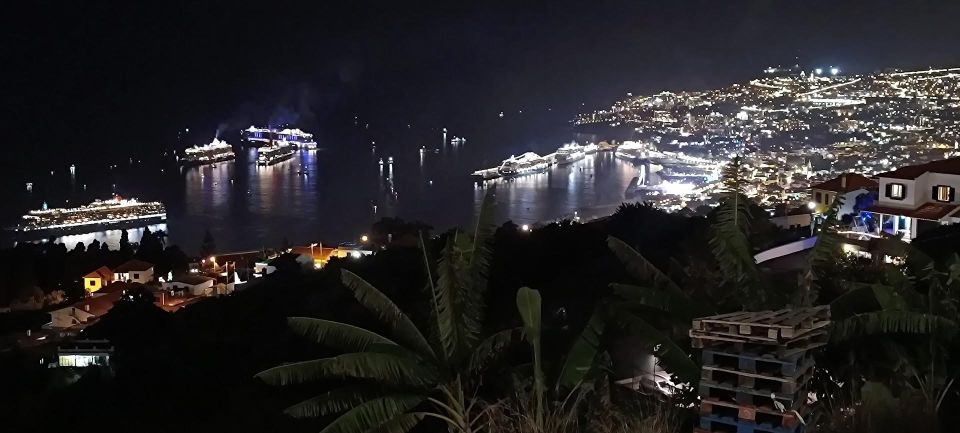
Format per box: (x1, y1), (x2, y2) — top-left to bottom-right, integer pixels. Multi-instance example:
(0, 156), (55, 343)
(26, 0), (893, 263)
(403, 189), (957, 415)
(181, 138), (235, 166)
(498, 152), (549, 177)
(257, 142), (296, 166)
(278, 128), (318, 149)
(554, 143), (585, 165)
(244, 126), (317, 149)
(614, 141), (657, 162)
(13, 197), (166, 236)
(243, 126), (276, 146)
(583, 143), (599, 154)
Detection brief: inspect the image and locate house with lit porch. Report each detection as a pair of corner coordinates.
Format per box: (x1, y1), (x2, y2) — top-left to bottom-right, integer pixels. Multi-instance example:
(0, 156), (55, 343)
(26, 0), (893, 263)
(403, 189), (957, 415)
(83, 266), (114, 293)
(113, 259), (154, 284)
(864, 157), (960, 240)
(809, 173), (877, 216)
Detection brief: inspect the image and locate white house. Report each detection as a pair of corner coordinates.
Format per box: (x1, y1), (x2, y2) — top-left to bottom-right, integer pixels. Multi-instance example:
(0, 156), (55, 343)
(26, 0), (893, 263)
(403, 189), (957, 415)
(809, 173), (878, 216)
(113, 259), (155, 284)
(49, 291), (122, 328)
(57, 340), (115, 368)
(865, 157), (960, 239)
(162, 275), (215, 296)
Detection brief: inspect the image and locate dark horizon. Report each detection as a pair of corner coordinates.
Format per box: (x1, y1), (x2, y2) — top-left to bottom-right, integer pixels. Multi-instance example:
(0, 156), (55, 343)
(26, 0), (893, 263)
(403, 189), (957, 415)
(7, 1), (960, 174)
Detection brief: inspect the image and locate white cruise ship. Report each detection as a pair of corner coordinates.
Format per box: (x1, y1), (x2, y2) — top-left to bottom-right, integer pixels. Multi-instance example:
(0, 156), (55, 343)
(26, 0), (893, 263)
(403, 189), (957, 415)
(498, 152), (549, 177)
(14, 197), (166, 235)
(244, 126), (318, 149)
(257, 142), (296, 166)
(615, 141), (657, 162)
(181, 138), (235, 166)
(554, 143), (585, 164)
(278, 128), (318, 149)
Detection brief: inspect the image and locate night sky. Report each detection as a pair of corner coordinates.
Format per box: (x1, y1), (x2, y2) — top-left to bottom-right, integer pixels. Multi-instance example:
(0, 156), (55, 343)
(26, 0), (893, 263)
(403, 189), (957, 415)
(6, 1), (960, 172)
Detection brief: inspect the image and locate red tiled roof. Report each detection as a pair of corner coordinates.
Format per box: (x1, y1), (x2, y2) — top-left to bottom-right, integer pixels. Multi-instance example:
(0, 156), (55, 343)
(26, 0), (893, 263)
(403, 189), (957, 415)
(865, 203), (960, 221)
(63, 291), (123, 317)
(114, 259), (153, 272)
(810, 173), (878, 193)
(83, 266), (113, 280)
(875, 157), (960, 180)
(98, 281), (143, 295)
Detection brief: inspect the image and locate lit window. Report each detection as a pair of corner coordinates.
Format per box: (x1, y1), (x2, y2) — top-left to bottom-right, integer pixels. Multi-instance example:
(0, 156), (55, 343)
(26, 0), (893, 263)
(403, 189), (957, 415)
(888, 183), (905, 200)
(934, 185), (954, 202)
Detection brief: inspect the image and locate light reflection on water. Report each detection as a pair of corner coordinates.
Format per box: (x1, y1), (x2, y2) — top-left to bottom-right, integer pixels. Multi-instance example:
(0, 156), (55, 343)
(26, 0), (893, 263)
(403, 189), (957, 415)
(9, 125), (643, 252)
(49, 224), (169, 250)
(473, 152), (643, 225)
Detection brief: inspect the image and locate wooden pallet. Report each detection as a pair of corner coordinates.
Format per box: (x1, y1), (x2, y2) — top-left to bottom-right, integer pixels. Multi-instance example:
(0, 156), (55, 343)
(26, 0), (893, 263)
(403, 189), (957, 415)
(701, 398), (805, 430)
(699, 378), (808, 409)
(698, 414), (802, 433)
(690, 329), (828, 357)
(703, 347), (813, 376)
(700, 358), (814, 395)
(692, 307), (830, 342)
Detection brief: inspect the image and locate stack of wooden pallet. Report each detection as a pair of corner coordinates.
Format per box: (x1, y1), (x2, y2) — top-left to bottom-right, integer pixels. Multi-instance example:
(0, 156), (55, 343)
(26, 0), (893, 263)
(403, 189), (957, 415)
(690, 306), (830, 433)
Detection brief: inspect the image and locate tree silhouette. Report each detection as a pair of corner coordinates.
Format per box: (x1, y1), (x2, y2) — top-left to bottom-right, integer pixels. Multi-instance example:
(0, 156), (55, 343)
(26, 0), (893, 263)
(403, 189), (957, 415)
(119, 230), (134, 257)
(200, 229), (216, 258)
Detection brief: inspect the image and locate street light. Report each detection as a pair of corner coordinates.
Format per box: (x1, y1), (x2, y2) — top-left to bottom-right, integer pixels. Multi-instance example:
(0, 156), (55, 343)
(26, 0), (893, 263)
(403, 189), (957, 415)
(310, 242), (321, 268)
(521, 224), (530, 232)
(360, 234), (369, 243)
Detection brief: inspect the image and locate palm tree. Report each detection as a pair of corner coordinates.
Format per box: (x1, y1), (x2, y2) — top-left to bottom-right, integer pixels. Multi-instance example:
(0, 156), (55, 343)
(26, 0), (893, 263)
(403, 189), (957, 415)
(256, 189), (510, 433)
(709, 156), (758, 298)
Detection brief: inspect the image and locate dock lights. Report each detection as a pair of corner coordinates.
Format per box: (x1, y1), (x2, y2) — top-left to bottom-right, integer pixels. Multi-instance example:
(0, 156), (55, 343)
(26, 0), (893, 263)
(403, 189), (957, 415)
(830, 67), (839, 76)
(815, 68), (823, 75)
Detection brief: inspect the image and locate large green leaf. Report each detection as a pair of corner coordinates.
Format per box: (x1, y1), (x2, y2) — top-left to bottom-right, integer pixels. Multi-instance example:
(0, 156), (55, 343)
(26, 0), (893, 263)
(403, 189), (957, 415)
(515, 286), (544, 427)
(287, 317), (398, 352)
(609, 306), (699, 385)
(516, 287), (542, 349)
(709, 157), (757, 290)
(468, 327), (521, 373)
(319, 395), (425, 433)
(467, 187), (496, 322)
(607, 236), (683, 294)
(341, 270), (436, 359)
(832, 311), (959, 342)
(556, 308), (605, 390)
(370, 412), (425, 433)
(611, 283), (710, 320)
(256, 351), (437, 387)
(285, 385), (381, 418)
(433, 233), (481, 365)
(829, 284), (882, 319)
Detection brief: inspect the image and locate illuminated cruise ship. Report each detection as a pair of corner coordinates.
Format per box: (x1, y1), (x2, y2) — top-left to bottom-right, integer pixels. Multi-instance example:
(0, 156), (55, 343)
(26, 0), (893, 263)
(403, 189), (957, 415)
(615, 141), (659, 162)
(498, 152), (549, 177)
(244, 126), (317, 149)
(14, 197), (166, 235)
(554, 143), (585, 164)
(278, 128), (317, 149)
(181, 138), (235, 166)
(257, 142), (296, 166)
